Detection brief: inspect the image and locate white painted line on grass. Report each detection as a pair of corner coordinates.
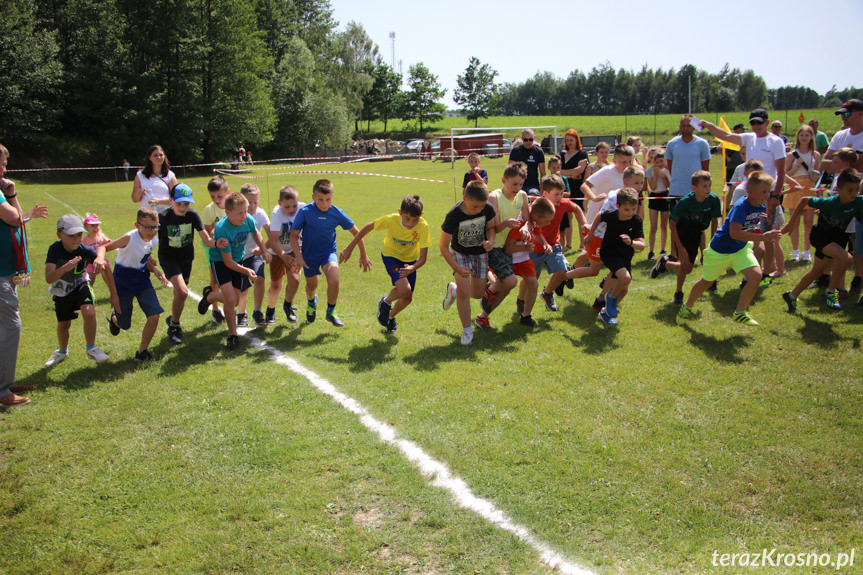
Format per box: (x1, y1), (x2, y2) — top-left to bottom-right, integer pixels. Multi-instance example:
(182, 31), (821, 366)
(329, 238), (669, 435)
(190, 292), (594, 574)
(38, 190), (81, 216)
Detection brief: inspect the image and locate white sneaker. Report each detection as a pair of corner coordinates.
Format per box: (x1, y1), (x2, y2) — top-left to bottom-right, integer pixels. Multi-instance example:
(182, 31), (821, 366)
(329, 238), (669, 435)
(791, 250), (800, 261)
(45, 350), (68, 367)
(461, 328), (473, 345)
(802, 250), (812, 262)
(86, 346), (109, 363)
(442, 282), (457, 310)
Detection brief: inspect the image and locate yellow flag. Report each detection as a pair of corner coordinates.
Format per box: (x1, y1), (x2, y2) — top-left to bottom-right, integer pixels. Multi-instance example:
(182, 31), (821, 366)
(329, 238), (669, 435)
(717, 116), (740, 152)
(799, 112), (806, 123)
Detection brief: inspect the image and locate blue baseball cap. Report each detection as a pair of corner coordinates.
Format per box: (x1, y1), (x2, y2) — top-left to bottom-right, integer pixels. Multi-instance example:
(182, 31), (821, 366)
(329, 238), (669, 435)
(172, 183), (195, 203)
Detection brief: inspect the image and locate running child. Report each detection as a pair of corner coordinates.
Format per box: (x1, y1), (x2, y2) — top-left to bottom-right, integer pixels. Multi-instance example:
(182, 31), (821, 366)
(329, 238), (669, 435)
(202, 176), (229, 322)
(236, 183), (270, 326)
(475, 162), (537, 329)
(290, 179), (371, 327)
(548, 156), (575, 250)
(594, 188), (645, 326)
(677, 171), (780, 327)
(266, 185), (305, 324)
(781, 168), (863, 312)
(158, 183), (223, 344)
(198, 192), (270, 349)
(440, 180), (496, 345)
(82, 213), (111, 286)
(341, 194), (430, 334)
(44, 214), (118, 366)
(462, 152), (489, 188)
(650, 171), (722, 305)
(103, 207), (170, 361)
(504, 197), (556, 327)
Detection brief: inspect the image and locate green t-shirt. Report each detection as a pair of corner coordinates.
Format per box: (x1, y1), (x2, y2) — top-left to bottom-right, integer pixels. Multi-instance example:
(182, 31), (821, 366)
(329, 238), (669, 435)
(815, 131), (830, 151)
(808, 195), (863, 233)
(670, 192), (723, 231)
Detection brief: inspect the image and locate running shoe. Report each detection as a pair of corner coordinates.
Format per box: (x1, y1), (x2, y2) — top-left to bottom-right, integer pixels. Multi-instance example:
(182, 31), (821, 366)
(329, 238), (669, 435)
(782, 291), (798, 313)
(732, 310), (759, 325)
(442, 282), (457, 310)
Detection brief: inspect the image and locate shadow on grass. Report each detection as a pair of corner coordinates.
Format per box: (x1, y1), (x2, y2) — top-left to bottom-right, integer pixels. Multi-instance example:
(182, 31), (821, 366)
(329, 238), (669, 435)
(401, 325), (520, 372)
(315, 334), (399, 373)
(677, 323), (748, 364)
(795, 313), (859, 349)
(556, 299), (621, 354)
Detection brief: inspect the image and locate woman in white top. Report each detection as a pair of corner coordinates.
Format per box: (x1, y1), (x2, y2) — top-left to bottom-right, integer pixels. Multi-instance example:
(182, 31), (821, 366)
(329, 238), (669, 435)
(783, 125), (821, 261)
(131, 145), (178, 208)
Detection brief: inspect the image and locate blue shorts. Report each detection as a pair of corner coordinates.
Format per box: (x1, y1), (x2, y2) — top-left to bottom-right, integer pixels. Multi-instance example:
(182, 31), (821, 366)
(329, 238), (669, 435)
(239, 255), (266, 292)
(303, 252), (338, 278)
(529, 244), (567, 278)
(382, 255), (417, 291)
(117, 287), (163, 329)
(210, 260), (245, 290)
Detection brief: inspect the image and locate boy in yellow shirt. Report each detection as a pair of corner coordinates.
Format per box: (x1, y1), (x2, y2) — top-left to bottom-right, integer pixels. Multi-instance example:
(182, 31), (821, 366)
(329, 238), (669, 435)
(341, 195), (430, 334)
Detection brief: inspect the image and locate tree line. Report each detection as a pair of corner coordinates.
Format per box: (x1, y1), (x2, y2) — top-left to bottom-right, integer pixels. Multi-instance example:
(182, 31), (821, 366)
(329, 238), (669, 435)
(1, 0), (860, 167)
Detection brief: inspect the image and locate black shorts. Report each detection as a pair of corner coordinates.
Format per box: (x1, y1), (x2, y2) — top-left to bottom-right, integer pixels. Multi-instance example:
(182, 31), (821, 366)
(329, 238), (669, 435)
(160, 257), (193, 284)
(210, 260), (245, 290)
(569, 191), (586, 213)
(809, 227), (847, 260)
(649, 192), (671, 212)
(559, 211), (571, 231)
(600, 251), (632, 278)
(239, 255), (266, 291)
(53, 282), (95, 322)
(677, 228), (703, 264)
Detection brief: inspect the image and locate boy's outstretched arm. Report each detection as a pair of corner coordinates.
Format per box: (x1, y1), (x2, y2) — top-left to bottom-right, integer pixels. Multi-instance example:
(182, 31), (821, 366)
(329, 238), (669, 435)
(344, 225), (372, 271)
(289, 229), (306, 269)
(147, 256), (171, 286)
(440, 232), (470, 277)
(399, 247), (428, 277)
(339, 221), (374, 264)
(781, 197), (812, 235)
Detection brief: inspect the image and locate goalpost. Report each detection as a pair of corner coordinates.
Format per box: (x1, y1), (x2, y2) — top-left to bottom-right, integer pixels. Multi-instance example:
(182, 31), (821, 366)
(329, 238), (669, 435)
(447, 125), (559, 168)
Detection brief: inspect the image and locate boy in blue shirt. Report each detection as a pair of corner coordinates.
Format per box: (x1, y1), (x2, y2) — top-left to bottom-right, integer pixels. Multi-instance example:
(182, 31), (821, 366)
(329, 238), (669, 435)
(198, 192), (270, 349)
(677, 171), (781, 326)
(290, 179), (370, 327)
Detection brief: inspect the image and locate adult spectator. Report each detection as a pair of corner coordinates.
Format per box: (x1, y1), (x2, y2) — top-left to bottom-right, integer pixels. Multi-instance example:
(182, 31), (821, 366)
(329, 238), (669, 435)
(809, 118), (830, 155)
(558, 129), (591, 212)
(665, 115), (711, 205)
(508, 128), (546, 194)
(131, 145), (178, 208)
(0, 144), (49, 407)
(771, 120), (788, 145)
(822, 99), (863, 173)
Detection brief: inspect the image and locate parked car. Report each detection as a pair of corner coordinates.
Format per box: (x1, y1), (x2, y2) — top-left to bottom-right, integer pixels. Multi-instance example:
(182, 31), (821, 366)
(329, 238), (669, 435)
(405, 139), (425, 152)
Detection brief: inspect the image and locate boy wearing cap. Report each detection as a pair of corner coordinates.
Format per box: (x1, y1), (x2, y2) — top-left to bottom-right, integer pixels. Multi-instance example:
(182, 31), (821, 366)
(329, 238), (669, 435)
(44, 214), (118, 366)
(158, 183), (224, 344)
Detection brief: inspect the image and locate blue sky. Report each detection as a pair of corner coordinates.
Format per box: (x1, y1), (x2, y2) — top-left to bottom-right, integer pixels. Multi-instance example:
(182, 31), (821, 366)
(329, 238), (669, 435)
(328, 0), (862, 109)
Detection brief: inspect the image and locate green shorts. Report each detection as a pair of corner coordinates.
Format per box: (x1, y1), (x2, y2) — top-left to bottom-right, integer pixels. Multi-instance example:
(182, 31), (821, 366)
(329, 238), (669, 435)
(701, 243), (759, 282)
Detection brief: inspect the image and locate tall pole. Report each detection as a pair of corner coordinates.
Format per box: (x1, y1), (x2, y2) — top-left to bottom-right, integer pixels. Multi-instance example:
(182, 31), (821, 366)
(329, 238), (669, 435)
(688, 76), (692, 114)
(389, 32), (395, 69)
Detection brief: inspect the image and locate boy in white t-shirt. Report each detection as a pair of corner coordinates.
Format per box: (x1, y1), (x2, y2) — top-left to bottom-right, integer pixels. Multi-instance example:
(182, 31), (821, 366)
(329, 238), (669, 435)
(266, 185), (305, 324)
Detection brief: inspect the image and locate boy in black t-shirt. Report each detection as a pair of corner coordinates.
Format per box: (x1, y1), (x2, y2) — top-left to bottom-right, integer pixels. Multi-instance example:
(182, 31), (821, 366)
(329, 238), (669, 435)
(44, 214), (118, 366)
(440, 180), (496, 345)
(158, 183), (224, 343)
(596, 188), (644, 325)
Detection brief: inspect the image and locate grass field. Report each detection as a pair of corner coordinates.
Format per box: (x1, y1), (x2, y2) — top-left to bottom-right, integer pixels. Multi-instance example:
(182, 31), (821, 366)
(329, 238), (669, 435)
(362, 108), (847, 148)
(1, 154), (862, 574)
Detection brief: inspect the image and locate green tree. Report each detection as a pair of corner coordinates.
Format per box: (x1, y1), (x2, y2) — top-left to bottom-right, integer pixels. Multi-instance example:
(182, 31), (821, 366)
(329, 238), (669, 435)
(403, 62), (445, 131)
(330, 21), (378, 132)
(454, 57), (500, 127)
(737, 69), (768, 110)
(0, 0), (62, 149)
(362, 62), (402, 132)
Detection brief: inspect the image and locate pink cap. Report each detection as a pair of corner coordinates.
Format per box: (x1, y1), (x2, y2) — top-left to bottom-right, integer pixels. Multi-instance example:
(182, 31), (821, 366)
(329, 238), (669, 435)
(83, 212), (101, 225)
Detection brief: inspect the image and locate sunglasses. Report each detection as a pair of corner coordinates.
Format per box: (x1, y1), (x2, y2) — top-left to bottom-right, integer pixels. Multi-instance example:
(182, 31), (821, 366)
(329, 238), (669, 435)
(840, 111), (854, 118)
(137, 222), (160, 231)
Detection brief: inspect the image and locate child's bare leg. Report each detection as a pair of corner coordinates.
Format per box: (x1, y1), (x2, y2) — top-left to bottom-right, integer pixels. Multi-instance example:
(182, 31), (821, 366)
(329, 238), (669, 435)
(237, 289), (249, 315)
(684, 278), (714, 309)
(822, 244), (851, 291)
(81, 304), (97, 346)
(57, 320), (72, 350)
(736, 266), (763, 312)
(521, 276), (538, 316)
(285, 269), (301, 303)
(609, 269), (630, 299)
(208, 268), (222, 312)
(140, 314), (160, 351)
(543, 269), (567, 295)
(648, 209), (658, 252)
(789, 224), (800, 252)
(762, 242), (776, 275)
(660, 212), (669, 252)
(802, 211), (814, 251)
(253, 276), (266, 310)
(267, 276), (283, 308)
(600, 274), (616, 297)
(773, 242), (786, 275)
(305, 274), (318, 301)
(454, 274), (473, 328)
(564, 214), (573, 249)
(170, 274), (189, 321)
(568, 259), (601, 279)
(790, 257), (831, 297)
(389, 278), (413, 317)
(322, 262), (340, 306)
